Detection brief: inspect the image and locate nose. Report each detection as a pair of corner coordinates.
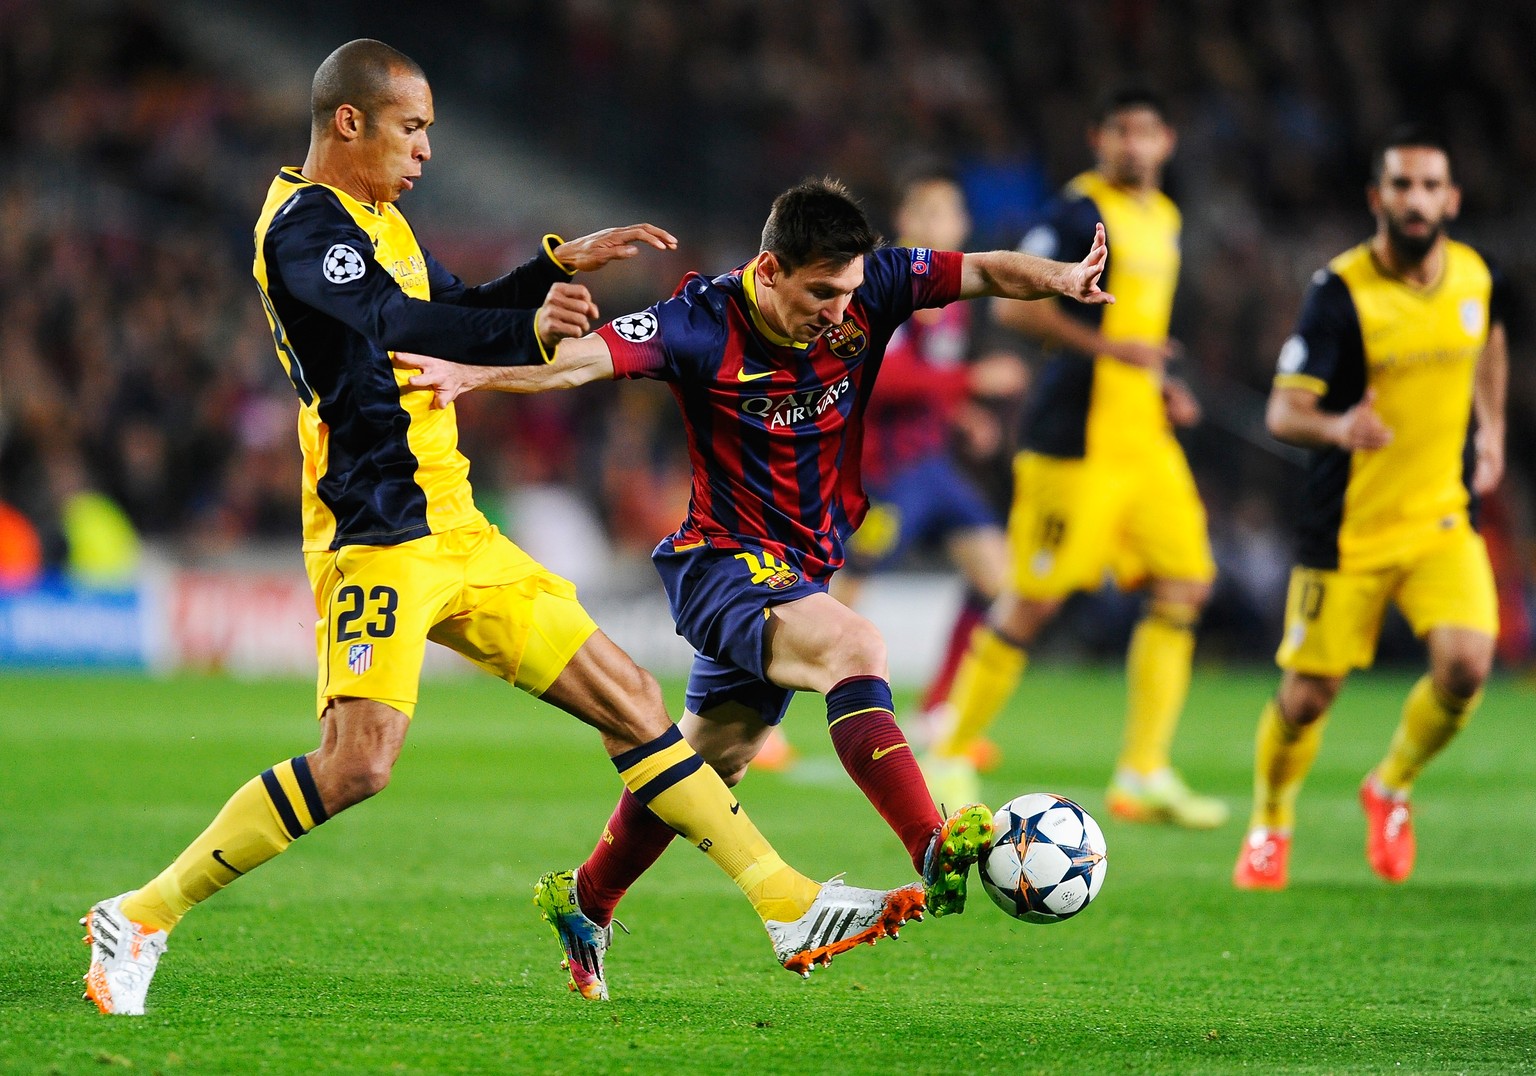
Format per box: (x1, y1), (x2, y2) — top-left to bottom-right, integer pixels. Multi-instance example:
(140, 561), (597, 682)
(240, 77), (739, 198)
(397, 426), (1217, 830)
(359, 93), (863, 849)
(417, 133), (431, 162)
(822, 296), (851, 324)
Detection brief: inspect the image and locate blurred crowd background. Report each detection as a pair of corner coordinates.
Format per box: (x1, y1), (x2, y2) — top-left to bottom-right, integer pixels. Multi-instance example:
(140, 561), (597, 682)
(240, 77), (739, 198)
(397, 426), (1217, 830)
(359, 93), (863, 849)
(2, 0), (1534, 663)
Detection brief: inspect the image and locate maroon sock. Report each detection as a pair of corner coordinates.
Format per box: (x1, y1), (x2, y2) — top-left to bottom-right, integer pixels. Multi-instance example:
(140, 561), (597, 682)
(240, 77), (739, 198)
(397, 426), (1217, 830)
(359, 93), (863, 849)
(574, 789), (677, 927)
(921, 596), (987, 713)
(827, 675), (942, 873)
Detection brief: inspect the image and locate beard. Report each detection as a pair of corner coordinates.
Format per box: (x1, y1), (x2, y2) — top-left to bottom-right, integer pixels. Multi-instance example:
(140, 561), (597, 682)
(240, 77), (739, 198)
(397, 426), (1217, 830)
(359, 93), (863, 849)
(1384, 214), (1443, 264)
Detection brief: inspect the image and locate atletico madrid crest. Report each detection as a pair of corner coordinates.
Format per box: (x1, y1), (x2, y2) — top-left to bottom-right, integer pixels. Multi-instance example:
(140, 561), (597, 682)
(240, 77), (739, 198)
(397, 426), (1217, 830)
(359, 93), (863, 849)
(347, 643), (373, 675)
(823, 319), (867, 358)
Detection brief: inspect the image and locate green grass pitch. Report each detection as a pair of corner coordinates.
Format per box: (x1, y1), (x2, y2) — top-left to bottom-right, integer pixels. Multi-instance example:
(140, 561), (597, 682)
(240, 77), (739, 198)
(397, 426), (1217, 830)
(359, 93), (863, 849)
(2, 666), (1532, 1073)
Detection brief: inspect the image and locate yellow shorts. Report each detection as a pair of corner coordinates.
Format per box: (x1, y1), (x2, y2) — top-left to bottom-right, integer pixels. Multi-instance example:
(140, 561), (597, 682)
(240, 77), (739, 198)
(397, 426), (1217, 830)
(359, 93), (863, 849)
(304, 523), (598, 718)
(1276, 527), (1498, 676)
(1005, 444), (1215, 600)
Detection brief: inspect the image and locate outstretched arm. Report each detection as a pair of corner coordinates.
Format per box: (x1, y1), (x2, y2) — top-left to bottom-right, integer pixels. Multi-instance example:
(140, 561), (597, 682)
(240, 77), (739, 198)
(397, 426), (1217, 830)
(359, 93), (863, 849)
(394, 333), (617, 410)
(957, 222), (1113, 304)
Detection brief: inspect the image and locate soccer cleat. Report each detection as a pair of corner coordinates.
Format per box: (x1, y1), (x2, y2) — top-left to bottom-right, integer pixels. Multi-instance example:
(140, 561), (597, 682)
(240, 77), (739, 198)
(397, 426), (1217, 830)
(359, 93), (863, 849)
(1360, 774), (1415, 883)
(766, 878), (926, 978)
(921, 802), (996, 917)
(81, 893), (168, 1016)
(1233, 828), (1291, 890)
(1106, 769), (1229, 829)
(534, 869), (612, 1001)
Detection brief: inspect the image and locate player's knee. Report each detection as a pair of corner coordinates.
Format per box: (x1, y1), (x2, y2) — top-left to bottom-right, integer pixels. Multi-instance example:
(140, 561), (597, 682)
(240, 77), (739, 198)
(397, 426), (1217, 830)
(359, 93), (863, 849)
(320, 754), (394, 810)
(1279, 679), (1335, 726)
(825, 619), (886, 678)
(1436, 651), (1491, 701)
(709, 758), (750, 787)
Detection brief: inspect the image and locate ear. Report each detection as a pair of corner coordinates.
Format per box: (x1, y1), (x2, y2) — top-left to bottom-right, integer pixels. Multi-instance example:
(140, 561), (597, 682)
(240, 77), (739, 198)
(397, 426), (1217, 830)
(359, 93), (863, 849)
(333, 103), (365, 142)
(755, 251), (781, 288)
(1446, 182), (1462, 221)
(1365, 182), (1382, 218)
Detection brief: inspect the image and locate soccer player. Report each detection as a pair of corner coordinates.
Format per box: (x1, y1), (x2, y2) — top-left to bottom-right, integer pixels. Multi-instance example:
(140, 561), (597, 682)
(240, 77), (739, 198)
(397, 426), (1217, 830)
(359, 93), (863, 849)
(80, 40), (918, 1017)
(922, 87), (1228, 828)
(758, 169), (1023, 774)
(398, 177), (1112, 999)
(1233, 127), (1508, 889)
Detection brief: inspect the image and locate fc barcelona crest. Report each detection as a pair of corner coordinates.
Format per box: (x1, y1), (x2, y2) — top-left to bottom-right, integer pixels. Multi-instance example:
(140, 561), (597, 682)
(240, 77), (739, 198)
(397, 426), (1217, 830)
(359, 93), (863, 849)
(823, 320), (867, 358)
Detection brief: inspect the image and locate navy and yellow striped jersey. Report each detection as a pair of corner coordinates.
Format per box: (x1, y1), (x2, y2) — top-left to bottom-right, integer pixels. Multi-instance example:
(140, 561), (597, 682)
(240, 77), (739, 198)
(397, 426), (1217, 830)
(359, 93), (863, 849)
(1275, 240), (1510, 571)
(1017, 170), (1181, 459)
(252, 167), (571, 551)
(597, 247), (963, 582)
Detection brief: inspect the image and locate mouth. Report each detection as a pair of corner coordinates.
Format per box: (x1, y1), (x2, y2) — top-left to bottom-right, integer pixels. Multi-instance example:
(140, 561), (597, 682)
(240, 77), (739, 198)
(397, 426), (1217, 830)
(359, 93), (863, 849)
(402, 175), (419, 190)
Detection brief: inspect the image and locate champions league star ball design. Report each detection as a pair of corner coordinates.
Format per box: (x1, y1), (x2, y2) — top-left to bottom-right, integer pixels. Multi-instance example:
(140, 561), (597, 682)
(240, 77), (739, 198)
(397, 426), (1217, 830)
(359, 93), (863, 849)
(612, 311), (658, 342)
(979, 793), (1108, 924)
(322, 243), (366, 284)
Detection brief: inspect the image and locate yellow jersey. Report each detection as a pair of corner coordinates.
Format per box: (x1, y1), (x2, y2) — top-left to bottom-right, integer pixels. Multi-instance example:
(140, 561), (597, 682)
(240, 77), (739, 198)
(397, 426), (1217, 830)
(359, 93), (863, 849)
(1018, 170), (1181, 460)
(252, 167), (570, 550)
(1274, 239), (1508, 571)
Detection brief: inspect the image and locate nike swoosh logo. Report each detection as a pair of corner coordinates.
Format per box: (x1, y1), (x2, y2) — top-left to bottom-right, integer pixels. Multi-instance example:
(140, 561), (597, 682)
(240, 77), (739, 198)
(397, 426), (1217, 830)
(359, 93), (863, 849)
(736, 367), (773, 382)
(872, 743), (909, 761)
(211, 849), (246, 876)
(730, 801), (741, 814)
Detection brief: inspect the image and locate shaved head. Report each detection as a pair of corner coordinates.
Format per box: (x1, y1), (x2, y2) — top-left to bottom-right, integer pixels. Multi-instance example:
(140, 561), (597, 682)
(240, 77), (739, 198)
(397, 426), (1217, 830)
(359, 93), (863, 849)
(310, 39), (425, 135)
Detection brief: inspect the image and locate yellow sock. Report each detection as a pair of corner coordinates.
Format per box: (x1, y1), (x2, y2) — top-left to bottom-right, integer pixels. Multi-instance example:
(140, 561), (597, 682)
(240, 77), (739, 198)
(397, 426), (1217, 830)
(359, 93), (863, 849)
(120, 756), (329, 932)
(1118, 602), (1197, 775)
(1377, 675), (1478, 793)
(614, 726), (819, 923)
(934, 625), (1027, 759)
(1251, 699), (1327, 832)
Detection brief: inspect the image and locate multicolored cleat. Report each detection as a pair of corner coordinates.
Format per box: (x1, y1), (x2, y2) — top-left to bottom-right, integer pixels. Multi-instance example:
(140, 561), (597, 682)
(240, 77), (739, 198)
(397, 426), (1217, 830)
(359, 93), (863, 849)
(921, 803), (996, 917)
(766, 878), (926, 978)
(534, 869), (613, 1000)
(1232, 827), (1291, 890)
(1360, 773), (1415, 883)
(1106, 768), (1229, 829)
(81, 892), (168, 1016)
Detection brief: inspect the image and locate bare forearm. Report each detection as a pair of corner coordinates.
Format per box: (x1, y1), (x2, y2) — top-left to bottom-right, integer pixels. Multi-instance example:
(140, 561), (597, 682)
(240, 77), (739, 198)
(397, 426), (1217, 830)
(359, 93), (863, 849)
(1475, 324), (1508, 437)
(962, 250), (1074, 302)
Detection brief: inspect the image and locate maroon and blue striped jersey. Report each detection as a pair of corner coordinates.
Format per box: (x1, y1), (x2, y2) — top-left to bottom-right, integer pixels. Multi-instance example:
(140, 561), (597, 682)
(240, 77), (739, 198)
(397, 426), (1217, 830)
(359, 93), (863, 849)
(597, 246), (963, 582)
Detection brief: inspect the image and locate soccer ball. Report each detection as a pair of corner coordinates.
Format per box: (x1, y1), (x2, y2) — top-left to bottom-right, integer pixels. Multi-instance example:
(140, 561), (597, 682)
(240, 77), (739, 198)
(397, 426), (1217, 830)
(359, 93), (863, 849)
(979, 793), (1108, 924)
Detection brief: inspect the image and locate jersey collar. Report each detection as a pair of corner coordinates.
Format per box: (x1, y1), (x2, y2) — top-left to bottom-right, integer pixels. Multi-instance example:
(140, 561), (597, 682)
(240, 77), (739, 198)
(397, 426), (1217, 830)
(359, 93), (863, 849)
(741, 256), (808, 351)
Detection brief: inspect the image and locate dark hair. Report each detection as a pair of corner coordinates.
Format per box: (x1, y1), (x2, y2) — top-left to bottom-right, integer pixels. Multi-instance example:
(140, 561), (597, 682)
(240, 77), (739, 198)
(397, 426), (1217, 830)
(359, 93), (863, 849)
(311, 39), (425, 133)
(761, 178), (881, 273)
(1371, 124), (1454, 182)
(1094, 85), (1170, 126)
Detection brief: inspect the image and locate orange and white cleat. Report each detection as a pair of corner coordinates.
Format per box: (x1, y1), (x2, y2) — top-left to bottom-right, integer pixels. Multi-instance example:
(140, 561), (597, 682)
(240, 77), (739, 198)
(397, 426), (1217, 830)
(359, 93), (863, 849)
(81, 893), (168, 1015)
(1360, 774), (1415, 883)
(767, 879), (925, 978)
(1232, 828), (1291, 890)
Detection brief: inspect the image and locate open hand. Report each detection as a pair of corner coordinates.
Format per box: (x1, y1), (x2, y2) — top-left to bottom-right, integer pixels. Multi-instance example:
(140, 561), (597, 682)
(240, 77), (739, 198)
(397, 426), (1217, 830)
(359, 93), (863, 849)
(1061, 222), (1114, 305)
(552, 224), (678, 272)
(392, 352), (476, 410)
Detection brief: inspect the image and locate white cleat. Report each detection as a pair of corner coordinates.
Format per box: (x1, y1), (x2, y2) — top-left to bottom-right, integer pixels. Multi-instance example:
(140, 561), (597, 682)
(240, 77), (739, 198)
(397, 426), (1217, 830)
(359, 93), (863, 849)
(81, 893), (167, 1016)
(766, 879), (925, 978)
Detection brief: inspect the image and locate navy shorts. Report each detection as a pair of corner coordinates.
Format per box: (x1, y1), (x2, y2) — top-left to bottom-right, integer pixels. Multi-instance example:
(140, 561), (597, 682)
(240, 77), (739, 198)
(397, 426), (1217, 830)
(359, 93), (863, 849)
(844, 453), (999, 574)
(652, 536), (827, 726)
